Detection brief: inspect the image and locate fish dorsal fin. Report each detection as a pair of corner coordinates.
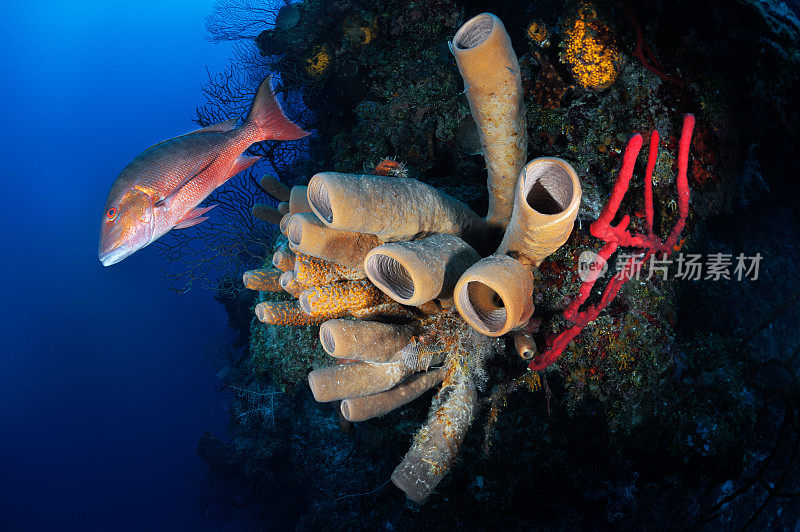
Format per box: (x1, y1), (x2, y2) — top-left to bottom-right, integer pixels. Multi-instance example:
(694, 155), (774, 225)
(139, 119), (240, 154)
(156, 159), (215, 210)
(188, 118), (238, 135)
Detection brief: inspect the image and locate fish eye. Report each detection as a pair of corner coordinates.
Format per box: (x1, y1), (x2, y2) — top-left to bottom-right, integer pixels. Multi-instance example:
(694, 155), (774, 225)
(107, 207), (117, 221)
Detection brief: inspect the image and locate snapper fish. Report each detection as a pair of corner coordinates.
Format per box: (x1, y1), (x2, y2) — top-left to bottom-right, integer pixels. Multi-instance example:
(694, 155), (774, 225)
(98, 77), (308, 266)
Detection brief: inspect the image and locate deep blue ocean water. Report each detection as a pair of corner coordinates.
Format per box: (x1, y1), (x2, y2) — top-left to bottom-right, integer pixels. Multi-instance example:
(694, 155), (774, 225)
(0, 2), (239, 529)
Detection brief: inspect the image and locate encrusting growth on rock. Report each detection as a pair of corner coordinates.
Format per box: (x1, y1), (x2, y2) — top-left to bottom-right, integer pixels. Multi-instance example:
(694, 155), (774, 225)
(242, 268), (283, 292)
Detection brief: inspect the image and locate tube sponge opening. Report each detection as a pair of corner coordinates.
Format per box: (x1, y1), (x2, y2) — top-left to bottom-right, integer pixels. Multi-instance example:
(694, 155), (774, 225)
(319, 324), (336, 354)
(364, 253), (415, 301)
(365, 234), (480, 306)
(524, 160), (575, 214)
(453, 254), (534, 336)
(497, 157), (581, 265)
(453, 13), (493, 50)
(460, 281), (507, 334)
(307, 175), (333, 223)
(286, 217), (303, 246)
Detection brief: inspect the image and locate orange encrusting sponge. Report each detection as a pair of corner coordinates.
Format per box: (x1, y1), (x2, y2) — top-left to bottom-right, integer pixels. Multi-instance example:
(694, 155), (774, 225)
(293, 253), (363, 286)
(243, 268), (283, 291)
(298, 278), (386, 317)
(255, 300), (328, 326)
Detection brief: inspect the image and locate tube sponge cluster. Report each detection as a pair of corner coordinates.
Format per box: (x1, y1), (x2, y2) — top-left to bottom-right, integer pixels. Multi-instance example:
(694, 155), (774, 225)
(247, 12), (582, 504)
(248, 185), (498, 503)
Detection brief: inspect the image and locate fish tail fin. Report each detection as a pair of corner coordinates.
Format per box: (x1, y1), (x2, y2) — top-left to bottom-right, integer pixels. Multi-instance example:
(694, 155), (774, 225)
(244, 77), (309, 141)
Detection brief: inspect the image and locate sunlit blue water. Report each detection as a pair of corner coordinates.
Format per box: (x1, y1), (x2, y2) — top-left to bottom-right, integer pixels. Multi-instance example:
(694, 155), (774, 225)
(0, 2), (238, 529)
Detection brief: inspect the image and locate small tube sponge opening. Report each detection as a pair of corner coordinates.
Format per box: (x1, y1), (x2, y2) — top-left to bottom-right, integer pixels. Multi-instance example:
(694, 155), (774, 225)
(453, 13), (493, 50)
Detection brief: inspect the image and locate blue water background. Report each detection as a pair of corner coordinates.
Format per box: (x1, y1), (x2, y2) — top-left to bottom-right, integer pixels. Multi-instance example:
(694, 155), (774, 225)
(0, 2), (240, 529)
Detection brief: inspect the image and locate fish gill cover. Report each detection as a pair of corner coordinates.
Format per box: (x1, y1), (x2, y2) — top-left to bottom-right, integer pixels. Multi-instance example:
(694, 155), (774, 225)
(127, 0), (800, 528)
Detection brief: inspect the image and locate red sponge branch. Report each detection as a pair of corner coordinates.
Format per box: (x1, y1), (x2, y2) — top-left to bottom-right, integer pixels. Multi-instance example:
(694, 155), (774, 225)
(529, 114), (695, 372)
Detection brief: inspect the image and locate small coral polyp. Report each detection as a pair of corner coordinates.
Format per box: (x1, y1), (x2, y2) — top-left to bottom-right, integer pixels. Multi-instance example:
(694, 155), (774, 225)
(245, 11), (690, 504)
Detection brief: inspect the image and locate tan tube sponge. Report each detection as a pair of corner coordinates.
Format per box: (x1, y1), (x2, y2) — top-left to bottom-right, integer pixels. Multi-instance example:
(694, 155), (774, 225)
(319, 319), (415, 361)
(453, 255), (535, 336)
(512, 331), (537, 360)
(272, 249), (295, 272)
(298, 278), (385, 317)
(364, 234), (480, 306)
(294, 253), (363, 285)
(242, 268), (283, 292)
(255, 301), (323, 326)
(306, 172), (487, 245)
(391, 377), (477, 504)
(308, 344), (445, 402)
(289, 185), (312, 214)
(308, 361), (411, 402)
(286, 212), (381, 272)
(251, 203), (283, 225)
(350, 301), (415, 321)
(278, 213), (292, 235)
(258, 174), (290, 201)
(340, 368), (444, 422)
(451, 13), (527, 230)
(497, 157), (582, 265)
(278, 271), (305, 298)
(454, 158), (580, 336)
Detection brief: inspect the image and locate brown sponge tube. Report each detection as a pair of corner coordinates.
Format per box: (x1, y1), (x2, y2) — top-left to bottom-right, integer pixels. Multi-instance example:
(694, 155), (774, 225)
(255, 301), (322, 326)
(319, 319), (415, 361)
(497, 157), (582, 265)
(293, 253), (363, 285)
(391, 380), (477, 503)
(286, 212), (382, 272)
(453, 254), (534, 336)
(298, 278), (385, 317)
(258, 175), (291, 201)
(278, 271), (305, 298)
(306, 172), (486, 245)
(272, 249), (295, 272)
(350, 301), (415, 321)
(340, 369), (444, 422)
(364, 234), (480, 306)
(279, 213), (292, 235)
(251, 203), (283, 225)
(242, 268), (283, 292)
(289, 186), (312, 214)
(452, 13), (527, 230)
(512, 330), (537, 360)
(308, 361), (408, 402)
(308, 343), (445, 403)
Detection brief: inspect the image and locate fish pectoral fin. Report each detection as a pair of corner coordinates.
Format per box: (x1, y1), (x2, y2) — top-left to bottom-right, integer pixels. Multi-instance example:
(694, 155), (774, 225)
(229, 154), (261, 177)
(174, 217), (209, 230)
(157, 159), (216, 210)
(173, 205), (218, 229)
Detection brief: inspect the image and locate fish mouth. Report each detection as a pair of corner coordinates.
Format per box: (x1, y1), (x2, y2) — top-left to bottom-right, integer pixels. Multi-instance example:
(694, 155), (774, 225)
(98, 245), (134, 267)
